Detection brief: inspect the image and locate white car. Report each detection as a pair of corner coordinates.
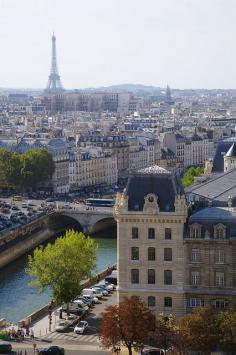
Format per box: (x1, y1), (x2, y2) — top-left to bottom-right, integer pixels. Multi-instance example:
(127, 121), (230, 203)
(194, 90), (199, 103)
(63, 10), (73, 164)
(73, 299), (88, 307)
(98, 281), (114, 291)
(55, 320), (70, 332)
(90, 288), (103, 299)
(83, 294), (99, 304)
(74, 321), (89, 334)
(93, 286), (108, 296)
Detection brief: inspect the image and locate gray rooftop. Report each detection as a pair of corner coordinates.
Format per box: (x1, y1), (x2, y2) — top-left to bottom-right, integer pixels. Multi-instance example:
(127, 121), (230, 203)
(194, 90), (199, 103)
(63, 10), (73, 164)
(190, 207), (236, 222)
(186, 168), (236, 205)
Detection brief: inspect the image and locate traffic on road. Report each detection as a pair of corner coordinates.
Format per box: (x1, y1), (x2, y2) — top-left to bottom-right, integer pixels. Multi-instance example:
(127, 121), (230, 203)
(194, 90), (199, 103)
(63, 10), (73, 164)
(0, 194), (115, 238)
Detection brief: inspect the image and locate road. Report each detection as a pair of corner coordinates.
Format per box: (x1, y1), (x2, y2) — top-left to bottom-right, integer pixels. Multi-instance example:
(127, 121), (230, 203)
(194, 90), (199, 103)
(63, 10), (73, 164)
(11, 291), (117, 354)
(0, 197), (113, 213)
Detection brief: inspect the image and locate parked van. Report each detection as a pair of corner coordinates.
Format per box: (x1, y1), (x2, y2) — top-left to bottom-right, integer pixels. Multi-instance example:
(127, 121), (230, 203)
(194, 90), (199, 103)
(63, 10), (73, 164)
(105, 270), (117, 285)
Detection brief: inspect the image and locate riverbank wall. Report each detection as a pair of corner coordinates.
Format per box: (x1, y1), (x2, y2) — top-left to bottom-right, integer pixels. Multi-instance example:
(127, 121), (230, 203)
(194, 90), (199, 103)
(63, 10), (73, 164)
(18, 267), (113, 327)
(0, 226), (52, 270)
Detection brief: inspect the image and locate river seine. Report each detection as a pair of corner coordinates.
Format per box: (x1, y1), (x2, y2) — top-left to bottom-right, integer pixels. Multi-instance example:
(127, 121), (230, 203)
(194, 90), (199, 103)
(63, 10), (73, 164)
(0, 236), (117, 323)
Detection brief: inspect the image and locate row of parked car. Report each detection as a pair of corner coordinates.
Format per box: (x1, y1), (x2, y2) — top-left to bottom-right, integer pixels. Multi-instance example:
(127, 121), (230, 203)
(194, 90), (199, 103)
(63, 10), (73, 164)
(55, 278), (116, 334)
(0, 200), (50, 234)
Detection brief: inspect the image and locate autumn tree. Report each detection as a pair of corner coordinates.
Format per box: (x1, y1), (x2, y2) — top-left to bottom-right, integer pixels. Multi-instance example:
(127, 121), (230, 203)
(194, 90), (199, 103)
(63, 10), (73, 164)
(178, 307), (217, 354)
(99, 296), (155, 355)
(27, 230), (97, 306)
(216, 309), (236, 355)
(153, 314), (177, 354)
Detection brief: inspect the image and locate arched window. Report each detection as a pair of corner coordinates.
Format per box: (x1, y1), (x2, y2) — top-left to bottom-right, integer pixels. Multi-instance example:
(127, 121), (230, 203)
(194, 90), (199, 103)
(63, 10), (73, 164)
(148, 247), (156, 261)
(132, 227), (139, 239)
(190, 223), (202, 238)
(148, 228), (155, 239)
(164, 270), (172, 285)
(148, 296), (156, 308)
(214, 224), (226, 239)
(164, 248), (172, 261)
(148, 269), (155, 284)
(131, 247), (139, 261)
(131, 269), (139, 284)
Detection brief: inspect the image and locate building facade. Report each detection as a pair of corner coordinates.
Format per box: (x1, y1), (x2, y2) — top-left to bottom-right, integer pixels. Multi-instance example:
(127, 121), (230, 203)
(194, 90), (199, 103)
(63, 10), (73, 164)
(115, 165), (236, 318)
(115, 166), (188, 318)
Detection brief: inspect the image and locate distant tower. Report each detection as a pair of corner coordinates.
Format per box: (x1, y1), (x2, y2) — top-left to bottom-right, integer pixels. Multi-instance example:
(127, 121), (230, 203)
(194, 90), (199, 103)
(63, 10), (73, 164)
(166, 85), (172, 103)
(45, 34), (64, 93)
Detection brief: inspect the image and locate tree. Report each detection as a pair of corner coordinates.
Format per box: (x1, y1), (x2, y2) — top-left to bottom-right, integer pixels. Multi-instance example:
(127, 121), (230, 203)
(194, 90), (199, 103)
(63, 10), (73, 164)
(153, 314), (177, 354)
(27, 230), (97, 306)
(20, 148), (54, 189)
(99, 296), (155, 355)
(216, 309), (236, 355)
(0, 148), (54, 191)
(0, 149), (21, 189)
(178, 307), (217, 354)
(181, 166), (204, 187)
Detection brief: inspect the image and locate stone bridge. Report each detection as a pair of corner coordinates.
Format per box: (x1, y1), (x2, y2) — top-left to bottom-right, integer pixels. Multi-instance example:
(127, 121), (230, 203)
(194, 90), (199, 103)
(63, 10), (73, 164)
(48, 208), (116, 235)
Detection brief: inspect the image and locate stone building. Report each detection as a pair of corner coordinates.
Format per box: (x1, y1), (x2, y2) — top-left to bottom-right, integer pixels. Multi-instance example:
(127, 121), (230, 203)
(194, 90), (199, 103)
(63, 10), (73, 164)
(69, 148), (118, 190)
(185, 206), (236, 311)
(115, 165), (236, 318)
(224, 142), (236, 172)
(115, 166), (188, 318)
(42, 92), (137, 114)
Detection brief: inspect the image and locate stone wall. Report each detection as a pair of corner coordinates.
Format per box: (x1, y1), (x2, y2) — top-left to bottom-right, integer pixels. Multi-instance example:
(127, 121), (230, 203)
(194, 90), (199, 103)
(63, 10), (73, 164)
(0, 227), (52, 270)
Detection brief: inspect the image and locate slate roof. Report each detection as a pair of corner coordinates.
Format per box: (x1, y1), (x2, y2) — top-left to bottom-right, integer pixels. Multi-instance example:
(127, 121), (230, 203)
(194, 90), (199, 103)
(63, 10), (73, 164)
(190, 207), (236, 222)
(212, 138), (236, 172)
(189, 207), (236, 239)
(185, 168), (236, 206)
(225, 142), (236, 157)
(125, 166), (182, 212)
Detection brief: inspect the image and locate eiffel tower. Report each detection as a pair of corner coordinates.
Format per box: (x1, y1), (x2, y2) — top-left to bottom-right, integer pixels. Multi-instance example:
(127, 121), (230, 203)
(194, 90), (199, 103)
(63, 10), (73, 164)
(45, 34), (64, 93)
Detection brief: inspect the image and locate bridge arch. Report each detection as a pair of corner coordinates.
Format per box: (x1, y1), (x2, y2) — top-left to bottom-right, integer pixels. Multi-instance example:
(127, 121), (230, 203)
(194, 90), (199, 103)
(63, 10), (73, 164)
(90, 217), (117, 236)
(48, 214), (83, 234)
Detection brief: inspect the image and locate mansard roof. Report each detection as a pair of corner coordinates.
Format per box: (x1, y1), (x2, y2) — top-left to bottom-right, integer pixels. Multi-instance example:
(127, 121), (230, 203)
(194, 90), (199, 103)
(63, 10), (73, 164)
(188, 206), (236, 239)
(124, 166), (183, 212)
(225, 142), (236, 158)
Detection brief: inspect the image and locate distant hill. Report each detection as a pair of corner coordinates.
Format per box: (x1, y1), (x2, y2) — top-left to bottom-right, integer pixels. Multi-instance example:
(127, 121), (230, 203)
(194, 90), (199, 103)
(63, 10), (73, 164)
(86, 83), (163, 94)
(67, 83), (163, 95)
(0, 83), (164, 96)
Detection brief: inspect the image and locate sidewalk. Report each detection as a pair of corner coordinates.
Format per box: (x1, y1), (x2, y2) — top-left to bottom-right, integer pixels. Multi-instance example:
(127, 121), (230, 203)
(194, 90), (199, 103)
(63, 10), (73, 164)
(30, 308), (60, 338)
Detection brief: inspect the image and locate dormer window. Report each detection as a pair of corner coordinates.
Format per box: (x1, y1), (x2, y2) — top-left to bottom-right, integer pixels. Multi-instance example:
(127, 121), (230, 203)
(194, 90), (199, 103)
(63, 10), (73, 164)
(190, 223), (201, 238)
(214, 224), (226, 239)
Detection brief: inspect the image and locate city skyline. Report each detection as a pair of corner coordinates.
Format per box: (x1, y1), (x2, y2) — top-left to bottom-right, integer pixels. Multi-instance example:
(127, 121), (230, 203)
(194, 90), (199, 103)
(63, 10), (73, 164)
(1, 0), (236, 89)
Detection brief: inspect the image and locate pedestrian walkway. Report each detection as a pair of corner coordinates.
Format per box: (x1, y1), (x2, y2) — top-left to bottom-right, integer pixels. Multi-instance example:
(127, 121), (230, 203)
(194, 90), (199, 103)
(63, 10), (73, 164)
(43, 331), (99, 344)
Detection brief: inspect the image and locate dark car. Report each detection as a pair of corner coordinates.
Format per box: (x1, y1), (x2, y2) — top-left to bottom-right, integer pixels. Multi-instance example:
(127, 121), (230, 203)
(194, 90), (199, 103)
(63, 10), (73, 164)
(37, 345), (64, 355)
(0, 341), (12, 353)
(105, 275), (117, 285)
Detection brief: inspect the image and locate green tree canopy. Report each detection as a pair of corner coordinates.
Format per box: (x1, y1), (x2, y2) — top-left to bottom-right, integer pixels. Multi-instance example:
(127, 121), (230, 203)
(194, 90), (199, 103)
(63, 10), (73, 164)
(20, 148), (54, 189)
(0, 148), (54, 191)
(27, 230), (97, 304)
(181, 166), (204, 188)
(0, 148), (21, 188)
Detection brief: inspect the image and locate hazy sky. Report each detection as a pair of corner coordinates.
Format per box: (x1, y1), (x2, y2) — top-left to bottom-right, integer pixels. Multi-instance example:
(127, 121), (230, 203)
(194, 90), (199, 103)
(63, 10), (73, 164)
(0, 0), (236, 89)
